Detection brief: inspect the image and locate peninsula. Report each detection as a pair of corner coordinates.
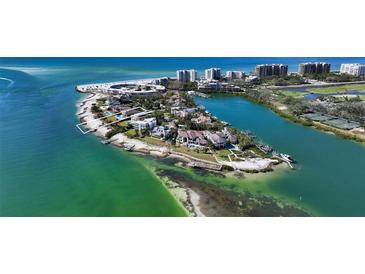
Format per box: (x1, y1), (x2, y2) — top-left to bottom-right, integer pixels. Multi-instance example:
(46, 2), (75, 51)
(75, 78), (296, 216)
(75, 79), (291, 173)
(75, 61), (365, 216)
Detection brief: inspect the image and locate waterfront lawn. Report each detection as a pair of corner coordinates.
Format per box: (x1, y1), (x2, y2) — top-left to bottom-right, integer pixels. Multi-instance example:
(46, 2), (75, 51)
(216, 149), (232, 160)
(126, 129), (138, 138)
(307, 84), (365, 94)
(173, 146), (217, 162)
(249, 147), (268, 157)
(139, 136), (170, 147)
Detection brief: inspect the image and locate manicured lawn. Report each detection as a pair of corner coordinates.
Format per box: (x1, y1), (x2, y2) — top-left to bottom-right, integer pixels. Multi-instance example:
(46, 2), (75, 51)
(307, 84), (365, 94)
(249, 147), (268, 157)
(139, 136), (170, 147)
(173, 146), (217, 162)
(126, 129), (138, 138)
(277, 90), (308, 98)
(217, 149), (232, 159)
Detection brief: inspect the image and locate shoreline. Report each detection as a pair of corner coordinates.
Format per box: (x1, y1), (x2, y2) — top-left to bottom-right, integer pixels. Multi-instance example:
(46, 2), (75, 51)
(154, 166), (310, 217)
(75, 89), (292, 216)
(76, 92), (204, 217)
(75, 92), (211, 217)
(270, 104), (365, 144)
(269, 80), (365, 90)
(76, 90), (283, 172)
(222, 91), (365, 144)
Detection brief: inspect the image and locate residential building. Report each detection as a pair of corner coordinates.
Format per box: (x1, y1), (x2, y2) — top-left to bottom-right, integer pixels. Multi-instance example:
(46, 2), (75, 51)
(222, 84), (241, 92)
(130, 117), (157, 130)
(245, 75), (259, 83)
(176, 69), (197, 82)
(153, 77), (169, 86)
(173, 107), (196, 118)
(170, 106), (180, 115)
(191, 114), (212, 125)
(119, 94), (133, 104)
(151, 126), (171, 139)
(222, 127), (238, 144)
(198, 81), (220, 91)
(177, 130), (208, 146)
(255, 64), (288, 77)
(205, 68), (221, 80)
(108, 97), (122, 111)
(205, 131), (226, 148)
(121, 108), (141, 117)
(188, 69), (197, 82)
(176, 70), (187, 82)
(226, 71), (245, 80)
(175, 110), (189, 118)
(197, 81), (241, 92)
(340, 63), (365, 77)
(298, 62), (331, 75)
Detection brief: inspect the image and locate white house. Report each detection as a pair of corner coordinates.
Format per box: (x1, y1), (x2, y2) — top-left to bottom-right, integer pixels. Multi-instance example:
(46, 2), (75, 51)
(130, 117), (157, 130)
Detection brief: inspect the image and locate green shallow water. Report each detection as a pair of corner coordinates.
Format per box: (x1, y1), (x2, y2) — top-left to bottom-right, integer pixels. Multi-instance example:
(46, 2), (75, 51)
(0, 64), (186, 216)
(1, 57), (365, 216)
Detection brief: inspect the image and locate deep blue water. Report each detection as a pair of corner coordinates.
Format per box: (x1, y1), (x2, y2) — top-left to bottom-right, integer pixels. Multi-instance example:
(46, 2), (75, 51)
(2, 57), (365, 78)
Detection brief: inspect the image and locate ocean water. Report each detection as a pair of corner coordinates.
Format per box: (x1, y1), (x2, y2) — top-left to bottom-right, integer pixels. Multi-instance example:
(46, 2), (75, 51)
(1, 57), (365, 216)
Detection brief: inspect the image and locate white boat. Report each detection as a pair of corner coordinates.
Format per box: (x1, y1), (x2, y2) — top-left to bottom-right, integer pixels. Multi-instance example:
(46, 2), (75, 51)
(280, 153), (295, 163)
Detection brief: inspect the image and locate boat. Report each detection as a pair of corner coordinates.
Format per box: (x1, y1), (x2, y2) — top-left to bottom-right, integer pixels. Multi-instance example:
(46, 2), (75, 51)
(280, 153), (295, 163)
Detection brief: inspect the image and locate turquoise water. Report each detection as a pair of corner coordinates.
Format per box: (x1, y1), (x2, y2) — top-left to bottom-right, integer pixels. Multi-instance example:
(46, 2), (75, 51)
(195, 94), (365, 216)
(1, 57), (365, 216)
(0, 60), (187, 216)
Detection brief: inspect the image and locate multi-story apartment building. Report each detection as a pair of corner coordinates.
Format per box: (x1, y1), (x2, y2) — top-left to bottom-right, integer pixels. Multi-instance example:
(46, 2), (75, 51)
(205, 68), (221, 80)
(176, 69), (197, 82)
(226, 71), (245, 80)
(255, 64), (288, 77)
(298, 62), (331, 75)
(340, 64), (365, 77)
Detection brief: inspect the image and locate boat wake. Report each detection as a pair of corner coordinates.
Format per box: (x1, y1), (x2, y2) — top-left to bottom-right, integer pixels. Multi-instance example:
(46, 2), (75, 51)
(0, 77), (15, 88)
